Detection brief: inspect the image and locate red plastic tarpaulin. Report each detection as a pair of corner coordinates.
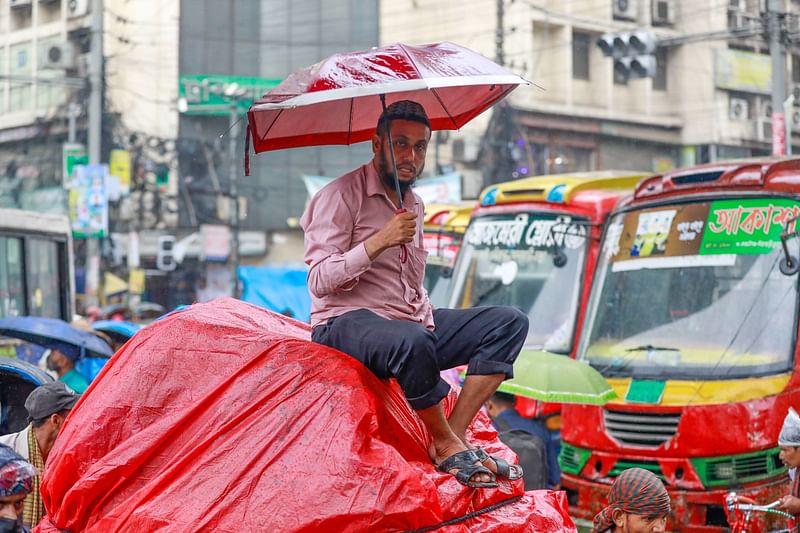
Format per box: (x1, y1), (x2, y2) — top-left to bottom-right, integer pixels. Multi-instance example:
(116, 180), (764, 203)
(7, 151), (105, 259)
(34, 298), (574, 532)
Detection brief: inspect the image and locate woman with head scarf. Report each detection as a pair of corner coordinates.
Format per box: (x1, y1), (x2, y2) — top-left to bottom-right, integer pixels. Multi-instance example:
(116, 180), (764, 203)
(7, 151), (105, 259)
(592, 467), (671, 533)
(0, 444), (37, 533)
(778, 407), (800, 516)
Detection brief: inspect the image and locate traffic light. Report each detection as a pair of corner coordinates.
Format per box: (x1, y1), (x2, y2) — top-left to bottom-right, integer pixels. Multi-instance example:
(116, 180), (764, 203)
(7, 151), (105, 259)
(156, 235), (176, 272)
(597, 31), (657, 81)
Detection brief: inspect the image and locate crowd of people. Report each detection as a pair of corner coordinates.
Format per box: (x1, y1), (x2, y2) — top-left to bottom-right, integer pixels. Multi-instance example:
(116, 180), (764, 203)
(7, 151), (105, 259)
(0, 382), (79, 531)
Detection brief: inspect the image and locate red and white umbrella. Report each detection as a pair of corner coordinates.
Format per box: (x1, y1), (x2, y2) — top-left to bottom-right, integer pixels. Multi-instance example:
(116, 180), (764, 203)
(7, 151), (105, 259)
(247, 41), (531, 154)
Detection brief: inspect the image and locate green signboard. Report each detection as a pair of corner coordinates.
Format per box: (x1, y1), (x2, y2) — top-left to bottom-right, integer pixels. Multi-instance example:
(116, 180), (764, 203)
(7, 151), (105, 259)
(466, 213), (587, 251)
(700, 198), (800, 255)
(611, 198), (800, 265)
(178, 75), (282, 115)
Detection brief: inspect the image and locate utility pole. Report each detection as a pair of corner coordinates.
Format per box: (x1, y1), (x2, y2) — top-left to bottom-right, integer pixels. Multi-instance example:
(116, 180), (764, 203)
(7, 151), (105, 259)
(768, 0), (787, 156)
(228, 103), (241, 299)
(85, 0), (104, 307)
(495, 0), (505, 66)
(67, 102), (79, 143)
(89, 0), (103, 164)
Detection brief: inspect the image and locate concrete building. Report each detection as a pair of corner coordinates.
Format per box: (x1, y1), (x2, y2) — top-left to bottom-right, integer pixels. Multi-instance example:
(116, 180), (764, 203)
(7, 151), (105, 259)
(381, 0), (800, 194)
(0, 0), (380, 307)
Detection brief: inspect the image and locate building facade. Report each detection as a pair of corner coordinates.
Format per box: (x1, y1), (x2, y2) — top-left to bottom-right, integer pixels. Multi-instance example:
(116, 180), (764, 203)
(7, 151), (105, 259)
(381, 0), (800, 193)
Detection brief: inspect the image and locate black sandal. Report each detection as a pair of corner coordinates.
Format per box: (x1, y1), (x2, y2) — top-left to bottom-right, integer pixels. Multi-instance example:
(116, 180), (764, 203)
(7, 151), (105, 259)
(474, 448), (524, 481)
(435, 449), (498, 488)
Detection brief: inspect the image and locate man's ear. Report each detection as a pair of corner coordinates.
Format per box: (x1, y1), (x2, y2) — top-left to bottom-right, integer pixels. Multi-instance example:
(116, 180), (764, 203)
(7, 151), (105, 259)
(612, 508), (626, 527)
(372, 133), (381, 154)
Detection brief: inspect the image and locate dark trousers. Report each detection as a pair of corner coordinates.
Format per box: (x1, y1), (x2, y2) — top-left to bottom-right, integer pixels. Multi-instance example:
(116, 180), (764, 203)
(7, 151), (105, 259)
(311, 306), (528, 410)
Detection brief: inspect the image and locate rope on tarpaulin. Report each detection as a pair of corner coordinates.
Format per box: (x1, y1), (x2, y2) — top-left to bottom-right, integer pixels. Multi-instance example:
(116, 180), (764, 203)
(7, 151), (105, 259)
(405, 495), (522, 533)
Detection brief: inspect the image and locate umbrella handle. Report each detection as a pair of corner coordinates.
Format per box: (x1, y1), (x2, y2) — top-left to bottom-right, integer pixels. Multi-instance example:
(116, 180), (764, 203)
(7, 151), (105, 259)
(396, 207), (408, 264)
(380, 94), (404, 211)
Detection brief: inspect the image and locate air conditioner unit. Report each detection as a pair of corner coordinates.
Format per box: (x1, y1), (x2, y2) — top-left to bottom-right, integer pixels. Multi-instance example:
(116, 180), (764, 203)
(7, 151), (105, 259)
(613, 0), (638, 21)
(40, 43), (77, 70)
(9, 0), (33, 8)
(756, 117), (772, 142)
(652, 0), (674, 25)
(729, 97), (749, 120)
(791, 108), (800, 132)
(67, 0), (90, 18)
(757, 97), (773, 119)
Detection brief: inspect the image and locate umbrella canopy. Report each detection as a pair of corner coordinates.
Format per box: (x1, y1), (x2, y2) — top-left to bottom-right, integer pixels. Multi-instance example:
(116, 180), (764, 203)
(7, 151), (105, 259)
(497, 349), (618, 405)
(248, 41), (531, 153)
(0, 317), (113, 358)
(0, 358), (54, 434)
(92, 320), (142, 343)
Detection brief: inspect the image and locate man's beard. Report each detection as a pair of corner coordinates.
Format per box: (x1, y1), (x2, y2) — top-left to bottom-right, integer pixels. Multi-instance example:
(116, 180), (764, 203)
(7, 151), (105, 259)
(377, 151), (418, 195)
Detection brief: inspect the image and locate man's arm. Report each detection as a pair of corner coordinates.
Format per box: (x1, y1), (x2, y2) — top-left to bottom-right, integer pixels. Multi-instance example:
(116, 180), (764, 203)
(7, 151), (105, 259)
(302, 189), (371, 299)
(302, 189), (418, 298)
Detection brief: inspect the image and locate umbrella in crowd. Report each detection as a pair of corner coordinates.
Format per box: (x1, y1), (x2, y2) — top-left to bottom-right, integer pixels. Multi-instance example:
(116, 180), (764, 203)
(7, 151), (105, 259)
(498, 350), (618, 406)
(91, 320), (142, 345)
(0, 316), (113, 358)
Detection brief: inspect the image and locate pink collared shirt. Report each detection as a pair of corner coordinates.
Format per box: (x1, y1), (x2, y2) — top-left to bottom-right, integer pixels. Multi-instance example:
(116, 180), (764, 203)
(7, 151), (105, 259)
(300, 162), (434, 329)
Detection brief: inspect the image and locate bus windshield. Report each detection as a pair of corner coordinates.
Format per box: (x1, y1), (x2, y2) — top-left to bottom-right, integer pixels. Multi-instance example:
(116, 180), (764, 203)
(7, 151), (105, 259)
(580, 198), (799, 380)
(449, 212), (588, 352)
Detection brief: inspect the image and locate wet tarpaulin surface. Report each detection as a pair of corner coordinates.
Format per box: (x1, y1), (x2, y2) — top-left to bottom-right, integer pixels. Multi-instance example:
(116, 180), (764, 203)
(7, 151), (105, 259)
(34, 298), (574, 533)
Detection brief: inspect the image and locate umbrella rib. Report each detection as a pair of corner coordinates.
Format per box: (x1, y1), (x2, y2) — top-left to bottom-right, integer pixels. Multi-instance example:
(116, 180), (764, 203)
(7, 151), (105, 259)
(260, 108), (285, 146)
(347, 97), (354, 145)
(430, 87), (459, 130)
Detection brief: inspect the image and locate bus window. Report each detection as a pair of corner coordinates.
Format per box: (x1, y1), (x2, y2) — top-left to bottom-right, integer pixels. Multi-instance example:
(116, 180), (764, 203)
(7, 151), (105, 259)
(0, 237), (24, 317)
(26, 238), (63, 319)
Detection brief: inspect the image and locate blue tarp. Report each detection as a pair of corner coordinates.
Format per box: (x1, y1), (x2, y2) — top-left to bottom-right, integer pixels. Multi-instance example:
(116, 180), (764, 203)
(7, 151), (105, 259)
(238, 266), (311, 322)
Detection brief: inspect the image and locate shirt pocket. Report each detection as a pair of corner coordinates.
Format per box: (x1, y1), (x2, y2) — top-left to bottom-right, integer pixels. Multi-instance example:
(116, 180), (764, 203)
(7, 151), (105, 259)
(403, 244), (428, 288)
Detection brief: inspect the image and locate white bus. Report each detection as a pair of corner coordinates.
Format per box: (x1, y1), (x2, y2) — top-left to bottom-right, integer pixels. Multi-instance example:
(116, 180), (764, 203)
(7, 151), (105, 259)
(0, 208), (74, 320)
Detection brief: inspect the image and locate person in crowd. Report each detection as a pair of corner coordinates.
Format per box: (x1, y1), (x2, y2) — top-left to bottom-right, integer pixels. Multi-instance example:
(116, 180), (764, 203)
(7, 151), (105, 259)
(44, 344), (88, 394)
(0, 444), (37, 533)
(485, 391), (561, 489)
(0, 382), (80, 529)
(592, 467), (671, 533)
(777, 407), (800, 515)
(301, 100), (529, 488)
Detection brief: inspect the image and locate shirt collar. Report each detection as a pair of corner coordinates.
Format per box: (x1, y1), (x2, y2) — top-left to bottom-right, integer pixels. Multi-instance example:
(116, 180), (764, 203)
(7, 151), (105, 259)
(365, 161), (419, 207)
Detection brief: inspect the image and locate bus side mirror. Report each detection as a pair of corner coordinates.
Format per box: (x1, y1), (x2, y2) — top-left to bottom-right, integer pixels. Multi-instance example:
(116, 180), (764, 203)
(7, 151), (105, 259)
(553, 249), (567, 268)
(780, 214), (800, 276)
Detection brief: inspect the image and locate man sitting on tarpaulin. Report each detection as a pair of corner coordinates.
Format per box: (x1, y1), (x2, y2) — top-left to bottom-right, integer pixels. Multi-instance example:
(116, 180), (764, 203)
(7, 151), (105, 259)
(301, 100), (529, 488)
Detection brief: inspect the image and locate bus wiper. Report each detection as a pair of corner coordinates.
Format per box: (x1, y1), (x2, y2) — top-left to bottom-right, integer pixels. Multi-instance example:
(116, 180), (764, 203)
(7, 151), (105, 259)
(625, 345), (681, 353)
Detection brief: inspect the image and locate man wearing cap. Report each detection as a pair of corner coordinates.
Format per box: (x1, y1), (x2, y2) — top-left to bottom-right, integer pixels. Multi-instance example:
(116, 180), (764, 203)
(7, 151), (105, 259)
(0, 444), (37, 533)
(777, 407), (800, 515)
(45, 343), (88, 394)
(0, 382), (79, 528)
(301, 100), (529, 488)
(592, 467), (671, 533)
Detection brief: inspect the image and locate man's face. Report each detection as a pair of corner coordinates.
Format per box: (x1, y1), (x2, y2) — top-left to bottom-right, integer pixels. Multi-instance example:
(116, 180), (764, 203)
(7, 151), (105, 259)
(0, 494), (25, 523)
(373, 119), (430, 194)
(613, 509), (668, 533)
(780, 445), (800, 469)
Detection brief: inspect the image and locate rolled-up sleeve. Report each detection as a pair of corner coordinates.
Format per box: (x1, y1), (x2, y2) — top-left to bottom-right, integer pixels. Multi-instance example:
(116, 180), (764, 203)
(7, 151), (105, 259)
(300, 187), (372, 299)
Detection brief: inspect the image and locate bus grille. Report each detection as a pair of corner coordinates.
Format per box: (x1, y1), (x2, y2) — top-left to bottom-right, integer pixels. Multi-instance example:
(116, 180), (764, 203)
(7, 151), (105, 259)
(603, 408), (681, 448)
